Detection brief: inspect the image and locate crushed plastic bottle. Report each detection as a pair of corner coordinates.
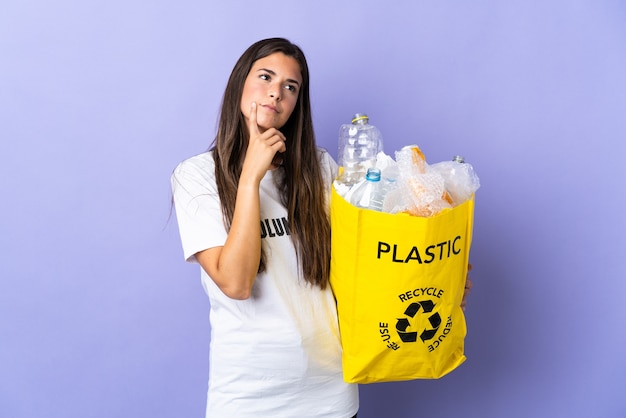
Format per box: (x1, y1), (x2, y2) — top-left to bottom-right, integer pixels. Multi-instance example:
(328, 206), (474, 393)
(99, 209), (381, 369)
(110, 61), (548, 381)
(349, 167), (386, 211)
(395, 146), (453, 217)
(430, 155), (481, 206)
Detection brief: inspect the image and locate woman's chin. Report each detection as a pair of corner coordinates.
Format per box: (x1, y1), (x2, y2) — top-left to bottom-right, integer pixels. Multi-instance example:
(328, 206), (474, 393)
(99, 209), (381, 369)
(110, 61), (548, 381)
(257, 116), (285, 132)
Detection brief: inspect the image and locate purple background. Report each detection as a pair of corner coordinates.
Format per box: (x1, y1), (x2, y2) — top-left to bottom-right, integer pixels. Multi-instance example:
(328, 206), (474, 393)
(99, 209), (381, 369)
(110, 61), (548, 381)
(2, 1), (625, 417)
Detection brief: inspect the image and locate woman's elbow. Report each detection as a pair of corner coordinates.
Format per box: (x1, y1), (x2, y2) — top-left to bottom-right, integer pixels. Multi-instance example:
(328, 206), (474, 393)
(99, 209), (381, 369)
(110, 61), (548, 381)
(197, 252), (255, 300)
(222, 286), (252, 300)
(217, 279), (254, 300)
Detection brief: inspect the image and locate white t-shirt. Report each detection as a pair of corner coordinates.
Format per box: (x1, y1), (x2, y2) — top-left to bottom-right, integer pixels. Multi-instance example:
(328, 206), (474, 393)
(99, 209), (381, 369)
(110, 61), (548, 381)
(171, 149), (359, 418)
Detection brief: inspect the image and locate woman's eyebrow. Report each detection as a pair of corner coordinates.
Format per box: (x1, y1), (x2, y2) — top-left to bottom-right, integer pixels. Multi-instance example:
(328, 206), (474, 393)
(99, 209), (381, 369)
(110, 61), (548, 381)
(257, 68), (301, 86)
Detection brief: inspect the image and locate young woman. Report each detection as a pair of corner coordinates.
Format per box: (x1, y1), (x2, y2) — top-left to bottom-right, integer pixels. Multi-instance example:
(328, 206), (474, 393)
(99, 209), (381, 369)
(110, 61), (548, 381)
(171, 38), (359, 417)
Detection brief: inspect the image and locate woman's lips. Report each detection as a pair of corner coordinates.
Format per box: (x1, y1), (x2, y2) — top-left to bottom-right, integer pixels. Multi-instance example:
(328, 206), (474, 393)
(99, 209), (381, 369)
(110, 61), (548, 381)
(262, 104), (279, 113)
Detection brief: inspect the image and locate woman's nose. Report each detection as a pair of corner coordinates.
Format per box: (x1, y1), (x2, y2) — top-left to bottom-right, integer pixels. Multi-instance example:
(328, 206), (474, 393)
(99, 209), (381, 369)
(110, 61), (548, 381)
(268, 85), (281, 101)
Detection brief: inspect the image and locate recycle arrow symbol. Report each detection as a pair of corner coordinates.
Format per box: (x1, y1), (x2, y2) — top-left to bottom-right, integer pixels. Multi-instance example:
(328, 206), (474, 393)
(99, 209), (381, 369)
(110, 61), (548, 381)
(419, 312), (442, 341)
(395, 301), (441, 343)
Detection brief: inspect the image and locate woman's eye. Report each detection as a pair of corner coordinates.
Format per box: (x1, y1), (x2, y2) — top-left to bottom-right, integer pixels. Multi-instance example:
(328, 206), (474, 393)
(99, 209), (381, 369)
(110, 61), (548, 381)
(285, 84), (297, 93)
(260, 74), (270, 81)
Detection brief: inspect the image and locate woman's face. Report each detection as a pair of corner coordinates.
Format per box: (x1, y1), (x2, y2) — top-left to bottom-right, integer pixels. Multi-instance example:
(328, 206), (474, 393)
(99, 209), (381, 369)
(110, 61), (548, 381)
(240, 52), (302, 133)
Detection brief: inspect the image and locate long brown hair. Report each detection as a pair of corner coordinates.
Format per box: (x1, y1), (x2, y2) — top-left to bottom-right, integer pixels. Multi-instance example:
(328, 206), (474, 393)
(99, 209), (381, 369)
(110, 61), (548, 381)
(211, 38), (331, 289)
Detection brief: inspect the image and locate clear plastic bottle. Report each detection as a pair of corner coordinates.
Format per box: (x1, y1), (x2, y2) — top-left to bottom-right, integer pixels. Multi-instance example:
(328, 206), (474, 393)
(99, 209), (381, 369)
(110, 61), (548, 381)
(336, 114), (383, 188)
(349, 167), (386, 211)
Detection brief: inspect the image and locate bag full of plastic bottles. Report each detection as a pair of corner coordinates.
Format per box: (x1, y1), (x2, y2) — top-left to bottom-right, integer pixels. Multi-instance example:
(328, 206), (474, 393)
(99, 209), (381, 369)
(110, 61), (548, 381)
(330, 128), (480, 383)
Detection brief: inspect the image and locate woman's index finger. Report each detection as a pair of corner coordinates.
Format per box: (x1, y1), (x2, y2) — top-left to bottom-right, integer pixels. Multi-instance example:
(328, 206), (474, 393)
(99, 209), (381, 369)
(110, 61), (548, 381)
(247, 102), (260, 136)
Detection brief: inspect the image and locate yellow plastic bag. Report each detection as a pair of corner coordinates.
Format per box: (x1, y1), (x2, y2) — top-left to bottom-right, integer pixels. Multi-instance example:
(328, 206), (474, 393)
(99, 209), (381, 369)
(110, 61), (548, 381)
(330, 186), (474, 383)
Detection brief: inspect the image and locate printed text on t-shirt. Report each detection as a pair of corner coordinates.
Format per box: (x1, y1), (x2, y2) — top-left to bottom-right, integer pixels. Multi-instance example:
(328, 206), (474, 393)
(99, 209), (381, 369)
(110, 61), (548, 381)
(260, 217), (290, 238)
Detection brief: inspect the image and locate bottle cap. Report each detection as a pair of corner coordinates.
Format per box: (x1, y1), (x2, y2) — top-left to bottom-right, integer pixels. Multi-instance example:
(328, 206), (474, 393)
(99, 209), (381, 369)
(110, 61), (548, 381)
(365, 167), (381, 181)
(352, 113), (369, 124)
(453, 155), (465, 163)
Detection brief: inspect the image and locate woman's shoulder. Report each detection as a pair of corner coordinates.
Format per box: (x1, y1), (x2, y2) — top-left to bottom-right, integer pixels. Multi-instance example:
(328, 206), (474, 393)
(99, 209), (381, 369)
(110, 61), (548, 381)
(316, 146), (332, 160)
(316, 147), (338, 182)
(173, 151), (214, 177)
(171, 151), (217, 193)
